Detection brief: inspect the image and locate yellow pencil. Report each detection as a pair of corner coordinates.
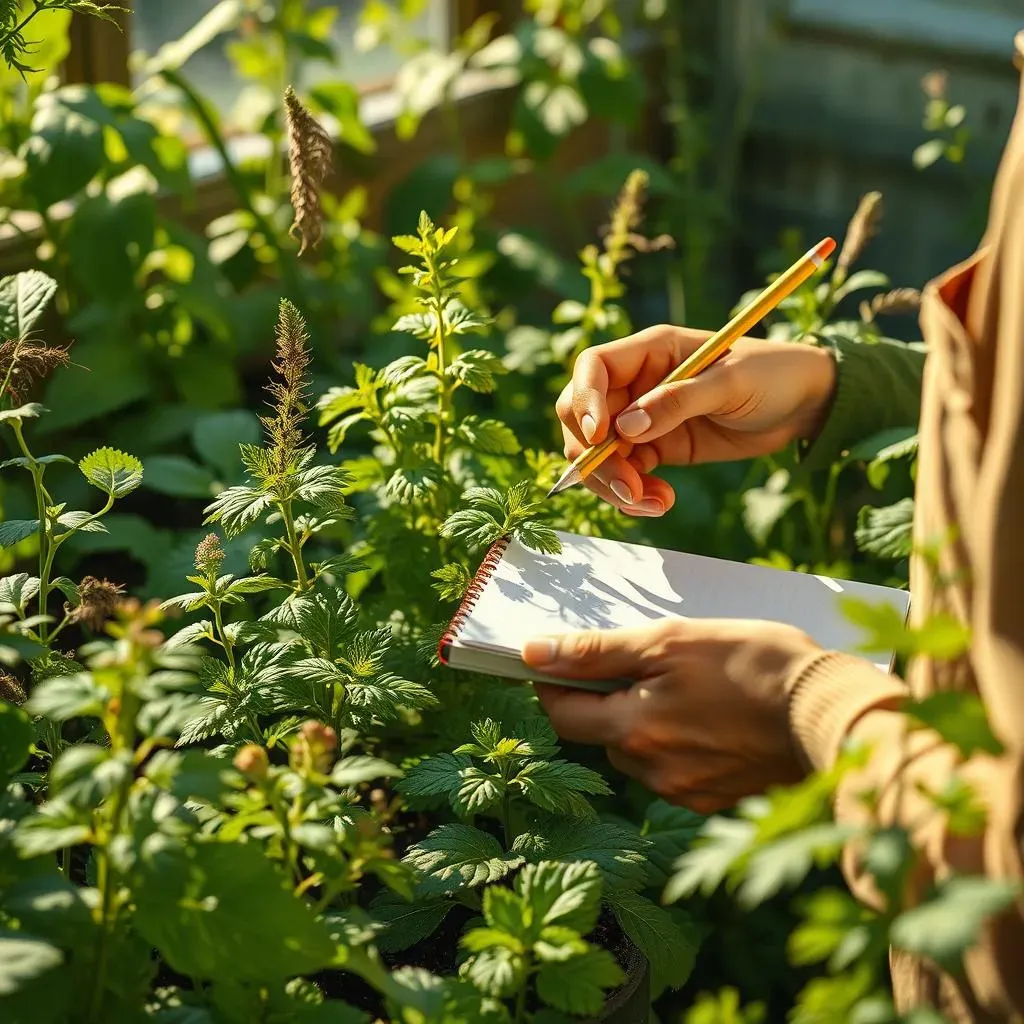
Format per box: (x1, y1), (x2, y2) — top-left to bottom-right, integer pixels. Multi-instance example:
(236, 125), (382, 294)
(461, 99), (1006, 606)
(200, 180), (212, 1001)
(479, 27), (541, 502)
(546, 236), (838, 498)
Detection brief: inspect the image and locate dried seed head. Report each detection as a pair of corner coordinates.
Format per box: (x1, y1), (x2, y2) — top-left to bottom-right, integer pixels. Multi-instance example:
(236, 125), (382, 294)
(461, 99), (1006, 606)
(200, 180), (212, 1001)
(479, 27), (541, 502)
(860, 287), (923, 323)
(284, 86), (333, 256)
(838, 191), (883, 272)
(66, 576), (126, 631)
(262, 299), (312, 474)
(0, 340), (71, 403)
(234, 743), (270, 781)
(194, 533), (225, 577)
(0, 672), (26, 705)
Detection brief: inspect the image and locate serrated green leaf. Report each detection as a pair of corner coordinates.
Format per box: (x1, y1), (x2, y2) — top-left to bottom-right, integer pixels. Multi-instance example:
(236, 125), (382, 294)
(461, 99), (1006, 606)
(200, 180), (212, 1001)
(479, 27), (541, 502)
(904, 690), (1004, 758)
(25, 673), (106, 721)
(455, 416), (520, 455)
(0, 574), (40, 614)
(606, 888), (699, 995)
(518, 861), (602, 935)
(855, 498), (914, 560)
(461, 946), (527, 998)
(397, 752), (471, 801)
(369, 892), (454, 953)
(512, 759), (610, 818)
(431, 563), (471, 601)
(0, 519), (39, 549)
(447, 350), (506, 393)
(536, 947), (624, 1017)
(386, 466), (442, 502)
(513, 521), (560, 555)
(12, 799), (91, 857)
(0, 700), (33, 781)
(440, 508), (504, 551)
(406, 824), (524, 896)
(663, 816), (757, 903)
(642, 799), (706, 885)
(78, 446), (144, 498)
(454, 766), (504, 815)
(512, 821), (649, 890)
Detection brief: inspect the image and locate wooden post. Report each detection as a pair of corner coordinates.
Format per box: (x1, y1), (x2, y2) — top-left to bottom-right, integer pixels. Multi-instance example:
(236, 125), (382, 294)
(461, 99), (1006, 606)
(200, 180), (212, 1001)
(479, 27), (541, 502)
(63, 8), (132, 87)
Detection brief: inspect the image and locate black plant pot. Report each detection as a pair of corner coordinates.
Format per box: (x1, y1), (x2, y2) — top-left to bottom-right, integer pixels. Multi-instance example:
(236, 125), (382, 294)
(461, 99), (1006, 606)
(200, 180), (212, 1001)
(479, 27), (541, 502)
(589, 942), (650, 1024)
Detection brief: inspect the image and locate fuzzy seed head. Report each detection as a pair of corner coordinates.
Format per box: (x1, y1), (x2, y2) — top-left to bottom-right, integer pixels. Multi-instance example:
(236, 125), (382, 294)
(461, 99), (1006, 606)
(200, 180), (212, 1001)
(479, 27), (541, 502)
(0, 340), (71, 403)
(285, 86), (333, 256)
(66, 576), (126, 631)
(194, 533), (225, 577)
(234, 743), (270, 781)
(293, 719), (338, 774)
(601, 169), (674, 268)
(861, 287), (923, 323)
(838, 191), (883, 272)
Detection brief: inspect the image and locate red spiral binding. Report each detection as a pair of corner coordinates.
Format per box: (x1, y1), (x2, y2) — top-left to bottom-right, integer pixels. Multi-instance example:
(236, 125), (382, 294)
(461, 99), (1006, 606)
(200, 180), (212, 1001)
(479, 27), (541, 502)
(437, 534), (513, 665)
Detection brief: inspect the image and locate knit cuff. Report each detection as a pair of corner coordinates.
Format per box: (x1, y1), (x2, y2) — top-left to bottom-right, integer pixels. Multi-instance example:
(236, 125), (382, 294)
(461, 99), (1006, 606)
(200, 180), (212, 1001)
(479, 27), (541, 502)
(799, 336), (880, 473)
(785, 650), (909, 773)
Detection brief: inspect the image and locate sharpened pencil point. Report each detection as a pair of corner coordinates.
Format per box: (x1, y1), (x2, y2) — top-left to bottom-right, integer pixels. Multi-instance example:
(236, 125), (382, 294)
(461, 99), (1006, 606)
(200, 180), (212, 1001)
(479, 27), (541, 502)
(546, 465), (581, 498)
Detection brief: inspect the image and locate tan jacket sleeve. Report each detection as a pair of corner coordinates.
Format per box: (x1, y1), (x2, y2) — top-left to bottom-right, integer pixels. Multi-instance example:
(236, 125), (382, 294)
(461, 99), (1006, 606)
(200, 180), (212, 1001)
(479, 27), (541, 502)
(784, 32), (1024, 1018)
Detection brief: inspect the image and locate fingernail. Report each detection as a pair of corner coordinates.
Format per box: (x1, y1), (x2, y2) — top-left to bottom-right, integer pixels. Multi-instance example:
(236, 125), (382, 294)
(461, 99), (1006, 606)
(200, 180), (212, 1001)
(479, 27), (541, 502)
(523, 637), (560, 667)
(616, 408), (651, 437)
(625, 499), (665, 517)
(581, 413), (598, 442)
(610, 480), (634, 505)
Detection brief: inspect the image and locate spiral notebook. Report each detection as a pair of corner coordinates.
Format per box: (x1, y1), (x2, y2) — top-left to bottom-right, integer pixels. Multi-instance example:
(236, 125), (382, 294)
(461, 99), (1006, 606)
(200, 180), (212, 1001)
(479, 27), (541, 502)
(438, 530), (911, 692)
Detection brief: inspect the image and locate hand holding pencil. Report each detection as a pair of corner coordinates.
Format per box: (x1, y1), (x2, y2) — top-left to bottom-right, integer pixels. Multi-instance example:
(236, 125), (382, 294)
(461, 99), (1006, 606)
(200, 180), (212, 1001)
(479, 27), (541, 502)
(548, 239), (839, 514)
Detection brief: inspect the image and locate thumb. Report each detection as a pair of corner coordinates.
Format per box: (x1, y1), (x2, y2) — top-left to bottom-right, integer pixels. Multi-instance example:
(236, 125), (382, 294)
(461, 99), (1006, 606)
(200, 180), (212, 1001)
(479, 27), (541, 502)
(613, 364), (735, 444)
(521, 628), (647, 681)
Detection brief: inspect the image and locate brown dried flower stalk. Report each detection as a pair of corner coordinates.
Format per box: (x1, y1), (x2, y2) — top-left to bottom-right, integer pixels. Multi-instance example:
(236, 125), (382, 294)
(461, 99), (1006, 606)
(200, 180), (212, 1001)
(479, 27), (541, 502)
(66, 576), (125, 631)
(837, 191), (883, 273)
(0, 339), (71, 403)
(860, 288), (923, 323)
(602, 169), (674, 268)
(284, 86), (333, 256)
(194, 532), (225, 577)
(263, 299), (312, 474)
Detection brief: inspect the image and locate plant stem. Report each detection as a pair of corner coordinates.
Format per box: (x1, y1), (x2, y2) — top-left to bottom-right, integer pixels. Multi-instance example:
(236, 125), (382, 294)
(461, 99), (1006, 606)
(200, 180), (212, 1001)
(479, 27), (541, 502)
(13, 423), (52, 644)
(280, 499), (309, 590)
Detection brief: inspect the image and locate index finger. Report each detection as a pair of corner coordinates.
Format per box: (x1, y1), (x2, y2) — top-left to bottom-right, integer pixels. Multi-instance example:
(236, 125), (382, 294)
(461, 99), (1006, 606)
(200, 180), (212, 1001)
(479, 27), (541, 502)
(571, 326), (710, 444)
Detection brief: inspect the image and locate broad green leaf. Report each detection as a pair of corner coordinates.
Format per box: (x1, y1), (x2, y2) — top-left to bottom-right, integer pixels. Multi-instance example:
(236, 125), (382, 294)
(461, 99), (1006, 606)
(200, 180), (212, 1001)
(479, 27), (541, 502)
(855, 498), (914, 560)
(0, 271), (58, 340)
(12, 799), (91, 857)
(513, 521), (560, 555)
(0, 575), (40, 615)
(841, 598), (966, 661)
(331, 756), (403, 787)
(369, 892), (454, 953)
(518, 861), (602, 936)
(431, 563), (471, 601)
(143, 749), (230, 803)
(0, 520), (39, 549)
(0, 403), (43, 425)
(606, 888), (700, 995)
(833, 269), (890, 302)
(405, 824), (524, 896)
(54, 511), (106, 534)
(0, 931), (63, 996)
(512, 821), (649, 890)
(440, 508), (504, 550)
(455, 416), (520, 455)
(0, 700), (33, 781)
(742, 470), (797, 546)
(25, 674), (106, 721)
(847, 427), (918, 465)
(535, 947), (624, 1017)
(890, 876), (1020, 967)
(134, 838), (336, 982)
(643, 799), (706, 885)
(447, 350), (506, 393)
(453, 766), (504, 815)
(79, 447), (144, 498)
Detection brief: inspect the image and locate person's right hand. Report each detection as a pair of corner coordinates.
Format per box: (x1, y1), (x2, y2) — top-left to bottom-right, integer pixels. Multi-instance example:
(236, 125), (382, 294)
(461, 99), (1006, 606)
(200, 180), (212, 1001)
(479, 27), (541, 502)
(555, 325), (837, 515)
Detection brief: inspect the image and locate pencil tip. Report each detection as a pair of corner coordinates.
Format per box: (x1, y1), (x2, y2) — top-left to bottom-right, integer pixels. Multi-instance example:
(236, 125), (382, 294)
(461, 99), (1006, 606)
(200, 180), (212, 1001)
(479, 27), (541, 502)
(546, 466), (581, 498)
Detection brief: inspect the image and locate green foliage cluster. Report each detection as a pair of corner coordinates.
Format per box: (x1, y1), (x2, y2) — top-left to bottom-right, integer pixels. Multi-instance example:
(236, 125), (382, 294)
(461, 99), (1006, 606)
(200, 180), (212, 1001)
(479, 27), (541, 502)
(0, 6), (1009, 1024)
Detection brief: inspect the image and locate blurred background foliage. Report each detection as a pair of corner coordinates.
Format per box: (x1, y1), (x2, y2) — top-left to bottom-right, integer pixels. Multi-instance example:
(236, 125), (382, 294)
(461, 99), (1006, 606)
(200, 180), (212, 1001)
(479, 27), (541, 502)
(0, 0), (1018, 1012)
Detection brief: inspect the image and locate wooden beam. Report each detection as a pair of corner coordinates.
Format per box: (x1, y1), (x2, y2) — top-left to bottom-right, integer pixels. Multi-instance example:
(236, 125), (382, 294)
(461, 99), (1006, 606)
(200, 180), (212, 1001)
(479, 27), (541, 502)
(63, 8), (132, 87)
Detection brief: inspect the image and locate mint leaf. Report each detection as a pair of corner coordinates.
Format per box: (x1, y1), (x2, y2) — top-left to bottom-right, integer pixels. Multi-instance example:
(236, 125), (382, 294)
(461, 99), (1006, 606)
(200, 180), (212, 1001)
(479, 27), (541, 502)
(519, 861), (602, 935)
(536, 947), (624, 1017)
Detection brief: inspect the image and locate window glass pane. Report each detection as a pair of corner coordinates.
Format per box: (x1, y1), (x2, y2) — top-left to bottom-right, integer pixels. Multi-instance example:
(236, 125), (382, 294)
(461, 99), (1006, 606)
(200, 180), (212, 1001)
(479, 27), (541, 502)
(131, 0), (449, 128)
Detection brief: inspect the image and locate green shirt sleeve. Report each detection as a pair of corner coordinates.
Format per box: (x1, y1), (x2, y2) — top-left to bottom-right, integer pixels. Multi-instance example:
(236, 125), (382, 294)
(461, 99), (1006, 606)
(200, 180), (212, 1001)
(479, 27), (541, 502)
(800, 334), (928, 472)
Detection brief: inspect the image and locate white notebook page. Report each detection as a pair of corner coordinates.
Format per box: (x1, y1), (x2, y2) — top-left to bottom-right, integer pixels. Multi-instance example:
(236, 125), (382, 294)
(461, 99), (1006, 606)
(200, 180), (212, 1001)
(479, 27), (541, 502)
(457, 531), (910, 673)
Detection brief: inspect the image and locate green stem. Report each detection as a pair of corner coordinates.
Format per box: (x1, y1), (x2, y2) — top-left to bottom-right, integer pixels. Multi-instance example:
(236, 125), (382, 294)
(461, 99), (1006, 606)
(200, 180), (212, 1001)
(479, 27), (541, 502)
(1, 1), (42, 52)
(212, 602), (236, 674)
(13, 424), (52, 644)
(280, 500), (309, 591)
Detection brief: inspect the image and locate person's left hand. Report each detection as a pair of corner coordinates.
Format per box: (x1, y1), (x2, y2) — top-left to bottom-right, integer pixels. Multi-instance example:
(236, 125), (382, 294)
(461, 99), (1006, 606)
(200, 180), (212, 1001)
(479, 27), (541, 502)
(522, 618), (821, 814)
